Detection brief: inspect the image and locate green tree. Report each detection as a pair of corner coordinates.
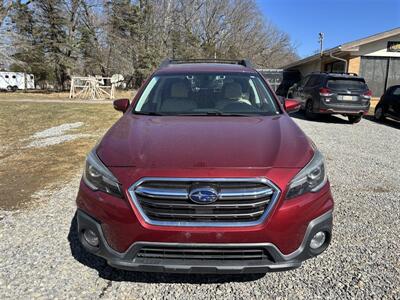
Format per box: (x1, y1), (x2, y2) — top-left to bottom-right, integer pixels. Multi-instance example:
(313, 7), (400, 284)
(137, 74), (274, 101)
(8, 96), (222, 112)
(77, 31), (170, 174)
(9, 0), (50, 86)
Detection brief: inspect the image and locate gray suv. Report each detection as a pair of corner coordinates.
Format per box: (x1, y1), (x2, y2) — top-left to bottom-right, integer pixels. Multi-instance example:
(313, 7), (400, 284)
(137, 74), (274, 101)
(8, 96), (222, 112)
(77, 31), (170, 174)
(287, 72), (371, 123)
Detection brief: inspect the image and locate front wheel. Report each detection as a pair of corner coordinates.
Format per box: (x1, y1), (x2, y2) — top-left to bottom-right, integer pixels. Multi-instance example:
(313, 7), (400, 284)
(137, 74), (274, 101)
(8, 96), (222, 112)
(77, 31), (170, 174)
(348, 115), (362, 124)
(374, 106), (385, 121)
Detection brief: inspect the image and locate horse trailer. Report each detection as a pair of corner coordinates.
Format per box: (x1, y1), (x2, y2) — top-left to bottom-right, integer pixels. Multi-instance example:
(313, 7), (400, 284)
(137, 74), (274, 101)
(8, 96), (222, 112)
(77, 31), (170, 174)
(0, 72), (35, 91)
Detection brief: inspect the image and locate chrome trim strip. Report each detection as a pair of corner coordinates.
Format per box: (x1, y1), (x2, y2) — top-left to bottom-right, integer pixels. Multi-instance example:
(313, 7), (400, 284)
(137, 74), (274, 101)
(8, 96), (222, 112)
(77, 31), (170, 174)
(135, 185), (274, 200)
(139, 198), (270, 209)
(127, 177), (281, 227)
(145, 210), (264, 219)
(135, 186), (188, 199)
(219, 187), (274, 200)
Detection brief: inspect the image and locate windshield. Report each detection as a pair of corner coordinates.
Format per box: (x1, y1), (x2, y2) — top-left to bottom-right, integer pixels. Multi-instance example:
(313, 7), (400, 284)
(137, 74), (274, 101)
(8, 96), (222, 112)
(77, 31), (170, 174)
(134, 73), (280, 116)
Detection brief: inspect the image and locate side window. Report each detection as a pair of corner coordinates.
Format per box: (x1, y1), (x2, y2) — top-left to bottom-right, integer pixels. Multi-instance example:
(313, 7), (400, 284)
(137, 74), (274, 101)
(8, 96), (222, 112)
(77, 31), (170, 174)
(135, 77), (159, 111)
(5, 75), (9, 78)
(305, 75), (317, 87)
(392, 87), (400, 96)
(12, 75), (16, 79)
(248, 79), (260, 105)
(300, 76), (310, 87)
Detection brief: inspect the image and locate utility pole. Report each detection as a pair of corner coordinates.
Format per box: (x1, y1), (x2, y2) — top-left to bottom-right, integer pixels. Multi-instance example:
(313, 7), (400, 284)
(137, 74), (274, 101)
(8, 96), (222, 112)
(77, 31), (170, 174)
(318, 32), (324, 71)
(318, 32), (324, 56)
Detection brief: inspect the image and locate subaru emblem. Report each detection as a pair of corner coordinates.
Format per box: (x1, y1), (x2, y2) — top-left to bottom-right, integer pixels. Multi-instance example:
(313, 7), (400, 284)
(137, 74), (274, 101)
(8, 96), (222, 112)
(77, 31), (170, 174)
(189, 187), (218, 204)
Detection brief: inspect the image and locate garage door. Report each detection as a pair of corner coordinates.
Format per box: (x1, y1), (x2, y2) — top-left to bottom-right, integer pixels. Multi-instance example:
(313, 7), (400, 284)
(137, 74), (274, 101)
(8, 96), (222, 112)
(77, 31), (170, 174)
(360, 57), (400, 97)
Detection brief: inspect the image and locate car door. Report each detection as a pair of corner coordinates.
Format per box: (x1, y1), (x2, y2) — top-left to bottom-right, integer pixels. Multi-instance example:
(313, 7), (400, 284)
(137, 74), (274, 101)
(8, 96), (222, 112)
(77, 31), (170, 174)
(389, 86), (400, 118)
(301, 75), (318, 106)
(293, 75), (310, 106)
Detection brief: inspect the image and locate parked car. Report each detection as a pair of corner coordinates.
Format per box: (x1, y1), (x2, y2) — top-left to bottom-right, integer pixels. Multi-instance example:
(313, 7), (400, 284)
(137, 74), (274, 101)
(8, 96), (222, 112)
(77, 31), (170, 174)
(76, 59), (334, 274)
(374, 85), (400, 121)
(287, 72), (371, 123)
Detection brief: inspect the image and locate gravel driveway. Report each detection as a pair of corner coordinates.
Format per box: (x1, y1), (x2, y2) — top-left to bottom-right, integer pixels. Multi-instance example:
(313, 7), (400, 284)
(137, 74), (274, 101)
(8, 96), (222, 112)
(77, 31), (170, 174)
(1, 115), (399, 299)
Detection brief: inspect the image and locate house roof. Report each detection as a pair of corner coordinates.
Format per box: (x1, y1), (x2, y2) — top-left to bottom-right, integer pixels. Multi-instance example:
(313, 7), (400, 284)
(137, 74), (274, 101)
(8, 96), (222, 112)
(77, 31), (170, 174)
(283, 27), (400, 69)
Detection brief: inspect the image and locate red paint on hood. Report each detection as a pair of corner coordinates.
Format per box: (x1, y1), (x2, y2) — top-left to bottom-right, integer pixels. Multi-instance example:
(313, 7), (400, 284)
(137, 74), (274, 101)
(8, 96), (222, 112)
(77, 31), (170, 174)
(97, 114), (314, 169)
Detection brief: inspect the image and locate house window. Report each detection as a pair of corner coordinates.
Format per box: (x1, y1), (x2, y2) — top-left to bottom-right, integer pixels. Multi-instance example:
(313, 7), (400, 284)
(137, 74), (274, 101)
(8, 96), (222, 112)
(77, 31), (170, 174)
(324, 61), (346, 73)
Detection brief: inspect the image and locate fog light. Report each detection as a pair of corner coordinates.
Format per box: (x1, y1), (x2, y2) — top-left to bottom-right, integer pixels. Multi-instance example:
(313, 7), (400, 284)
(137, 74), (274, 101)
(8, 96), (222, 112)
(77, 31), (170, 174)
(83, 229), (99, 247)
(310, 231), (326, 249)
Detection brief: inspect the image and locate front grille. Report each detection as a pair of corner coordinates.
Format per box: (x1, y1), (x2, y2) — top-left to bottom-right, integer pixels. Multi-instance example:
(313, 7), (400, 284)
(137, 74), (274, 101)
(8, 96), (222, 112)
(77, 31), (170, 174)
(135, 245), (273, 262)
(129, 178), (279, 226)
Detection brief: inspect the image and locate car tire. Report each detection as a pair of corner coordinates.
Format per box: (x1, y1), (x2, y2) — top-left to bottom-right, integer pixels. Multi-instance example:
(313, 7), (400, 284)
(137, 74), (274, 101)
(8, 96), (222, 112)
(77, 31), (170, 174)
(305, 100), (317, 120)
(12, 86), (18, 92)
(348, 115), (362, 124)
(374, 106), (385, 121)
(6, 85), (13, 91)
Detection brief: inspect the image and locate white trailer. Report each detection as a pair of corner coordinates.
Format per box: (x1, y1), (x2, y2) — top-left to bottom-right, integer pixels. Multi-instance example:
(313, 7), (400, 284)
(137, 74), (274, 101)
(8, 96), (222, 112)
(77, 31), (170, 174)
(0, 72), (35, 91)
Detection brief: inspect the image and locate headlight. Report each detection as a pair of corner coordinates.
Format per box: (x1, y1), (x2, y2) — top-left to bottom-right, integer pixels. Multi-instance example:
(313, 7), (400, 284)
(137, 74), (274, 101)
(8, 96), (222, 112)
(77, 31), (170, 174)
(83, 150), (122, 197)
(286, 149), (327, 199)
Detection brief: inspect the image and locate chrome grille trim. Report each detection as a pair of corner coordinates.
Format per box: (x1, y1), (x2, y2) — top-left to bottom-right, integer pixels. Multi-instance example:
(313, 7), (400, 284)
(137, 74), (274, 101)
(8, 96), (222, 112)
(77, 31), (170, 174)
(128, 177), (281, 227)
(136, 186), (188, 199)
(135, 185), (274, 200)
(219, 187), (274, 200)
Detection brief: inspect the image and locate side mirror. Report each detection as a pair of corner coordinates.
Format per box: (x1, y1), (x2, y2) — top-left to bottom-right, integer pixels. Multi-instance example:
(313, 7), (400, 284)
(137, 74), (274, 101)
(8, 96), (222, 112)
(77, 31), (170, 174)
(284, 99), (301, 114)
(113, 98), (130, 113)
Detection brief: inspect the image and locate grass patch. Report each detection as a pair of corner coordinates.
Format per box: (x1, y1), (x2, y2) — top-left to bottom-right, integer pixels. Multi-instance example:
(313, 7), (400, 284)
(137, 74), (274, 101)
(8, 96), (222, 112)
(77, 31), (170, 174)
(0, 101), (120, 210)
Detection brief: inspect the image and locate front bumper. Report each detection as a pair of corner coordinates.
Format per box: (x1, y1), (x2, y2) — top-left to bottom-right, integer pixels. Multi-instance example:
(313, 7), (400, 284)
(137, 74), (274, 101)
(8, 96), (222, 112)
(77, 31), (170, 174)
(77, 209), (333, 274)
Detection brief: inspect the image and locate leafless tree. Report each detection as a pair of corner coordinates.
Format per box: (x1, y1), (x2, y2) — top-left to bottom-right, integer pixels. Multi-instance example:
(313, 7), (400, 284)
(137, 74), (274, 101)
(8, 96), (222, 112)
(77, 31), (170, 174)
(2, 0), (298, 87)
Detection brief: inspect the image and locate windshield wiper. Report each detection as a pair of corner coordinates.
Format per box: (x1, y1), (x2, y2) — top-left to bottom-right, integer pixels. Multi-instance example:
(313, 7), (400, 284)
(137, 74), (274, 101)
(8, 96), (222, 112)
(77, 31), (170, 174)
(176, 111), (252, 116)
(134, 111), (165, 116)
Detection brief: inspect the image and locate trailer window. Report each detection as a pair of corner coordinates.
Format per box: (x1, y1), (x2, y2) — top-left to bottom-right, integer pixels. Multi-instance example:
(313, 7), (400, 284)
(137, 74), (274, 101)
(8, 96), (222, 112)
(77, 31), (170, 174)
(12, 75), (16, 78)
(5, 75), (9, 78)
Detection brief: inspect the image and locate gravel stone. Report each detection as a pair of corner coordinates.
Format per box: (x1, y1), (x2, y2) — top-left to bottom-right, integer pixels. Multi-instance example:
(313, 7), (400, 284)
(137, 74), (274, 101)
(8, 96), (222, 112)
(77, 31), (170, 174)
(1, 114), (399, 299)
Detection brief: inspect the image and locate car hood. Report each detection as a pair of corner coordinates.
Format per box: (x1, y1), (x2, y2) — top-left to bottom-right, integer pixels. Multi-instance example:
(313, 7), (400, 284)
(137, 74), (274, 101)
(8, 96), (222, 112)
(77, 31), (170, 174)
(97, 114), (314, 169)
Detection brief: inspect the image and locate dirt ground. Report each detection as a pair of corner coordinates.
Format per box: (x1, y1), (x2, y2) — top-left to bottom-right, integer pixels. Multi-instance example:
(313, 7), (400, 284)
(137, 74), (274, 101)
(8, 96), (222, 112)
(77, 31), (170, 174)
(0, 98), (121, 210)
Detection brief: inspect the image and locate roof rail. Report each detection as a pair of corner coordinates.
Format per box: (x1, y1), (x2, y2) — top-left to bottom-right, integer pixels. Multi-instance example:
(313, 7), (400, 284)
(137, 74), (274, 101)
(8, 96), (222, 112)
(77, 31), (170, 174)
(311, 71), (359, 76)
(329, 72), (359, 76)
(159, 58), (253, 68)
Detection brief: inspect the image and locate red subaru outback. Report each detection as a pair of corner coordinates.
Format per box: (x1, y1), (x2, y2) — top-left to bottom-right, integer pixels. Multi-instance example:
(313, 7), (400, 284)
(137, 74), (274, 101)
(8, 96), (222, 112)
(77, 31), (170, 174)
(76, 59), (334, 274)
